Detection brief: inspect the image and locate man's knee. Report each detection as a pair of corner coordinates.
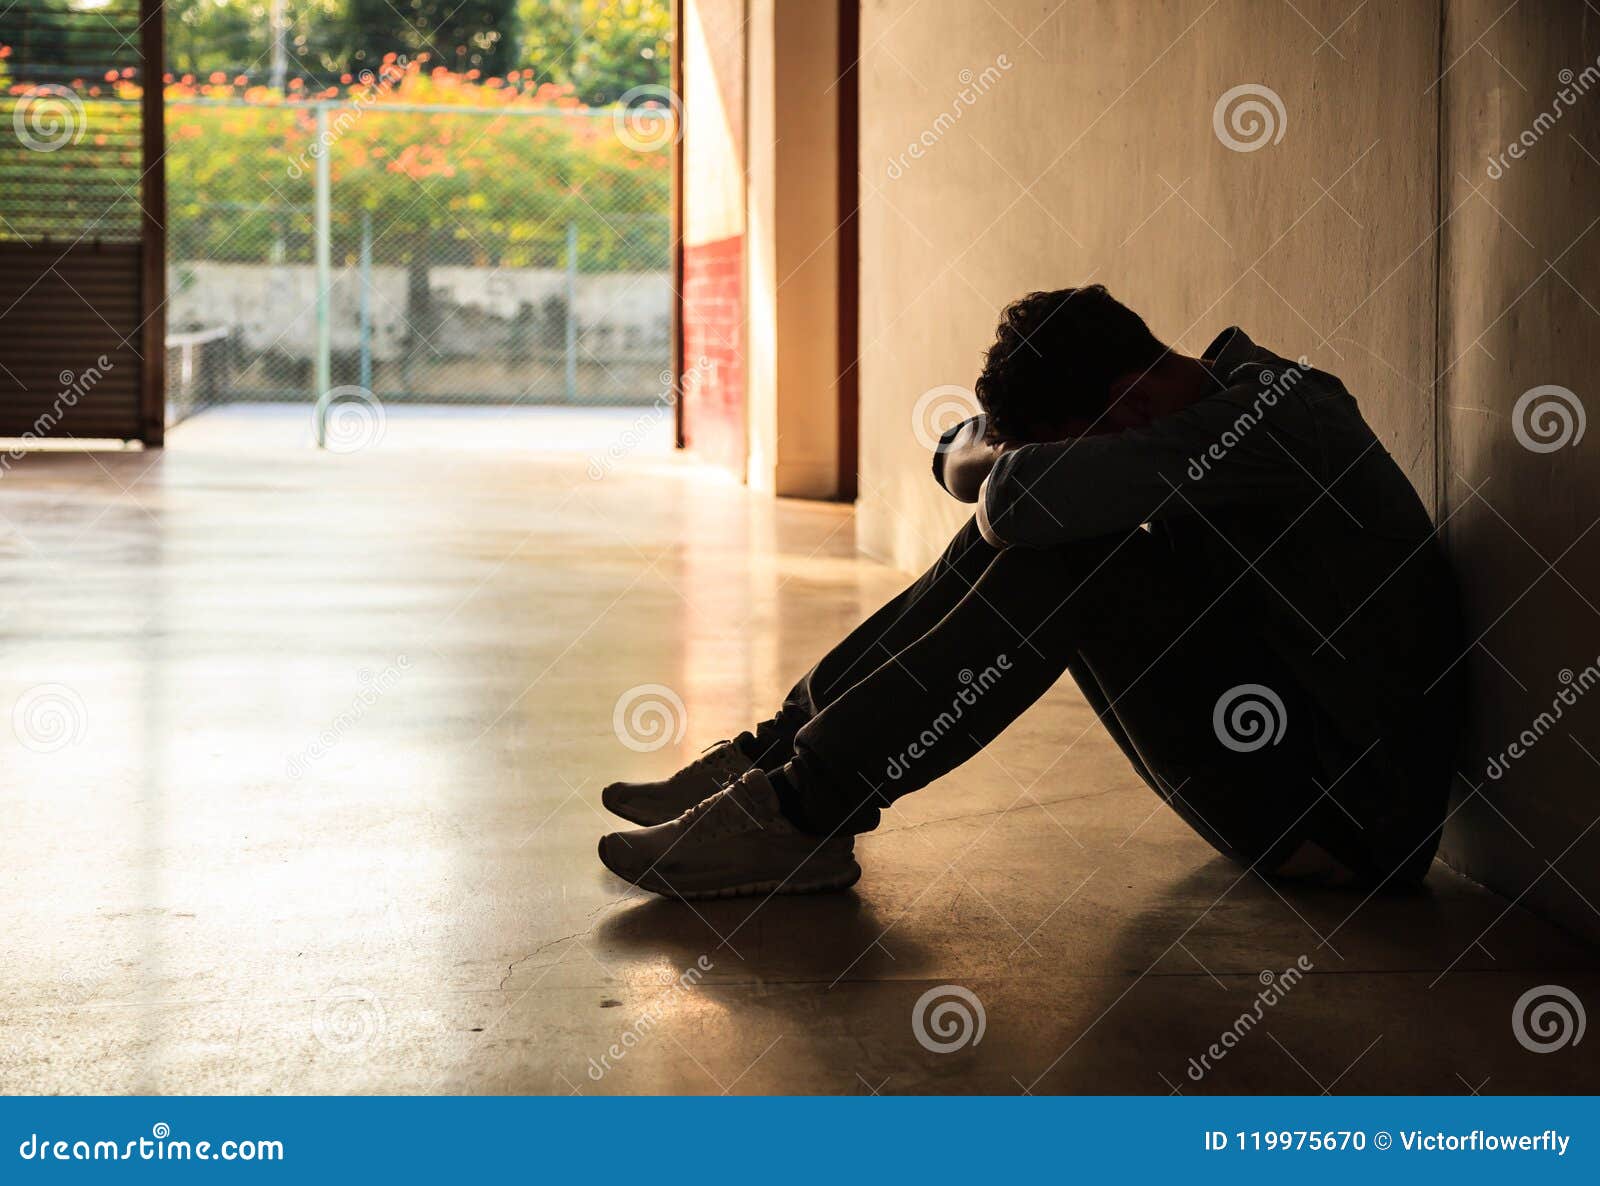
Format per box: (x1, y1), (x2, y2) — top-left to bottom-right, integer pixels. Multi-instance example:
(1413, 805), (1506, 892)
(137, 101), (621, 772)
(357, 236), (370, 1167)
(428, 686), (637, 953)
(932, 515), (999, 583)
(975, 528), (1164, 636)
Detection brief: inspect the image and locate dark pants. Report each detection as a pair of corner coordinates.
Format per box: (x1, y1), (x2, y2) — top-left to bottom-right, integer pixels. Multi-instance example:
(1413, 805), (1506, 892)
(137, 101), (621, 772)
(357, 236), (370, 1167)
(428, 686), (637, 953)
(752, 516), (1440, 881)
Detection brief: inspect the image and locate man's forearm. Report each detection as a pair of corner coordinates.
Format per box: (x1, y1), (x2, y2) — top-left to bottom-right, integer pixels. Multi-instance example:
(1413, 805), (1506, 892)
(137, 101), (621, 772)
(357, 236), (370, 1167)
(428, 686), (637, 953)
(942, 439), (1004, 503)
(932, 414), (1003, 504)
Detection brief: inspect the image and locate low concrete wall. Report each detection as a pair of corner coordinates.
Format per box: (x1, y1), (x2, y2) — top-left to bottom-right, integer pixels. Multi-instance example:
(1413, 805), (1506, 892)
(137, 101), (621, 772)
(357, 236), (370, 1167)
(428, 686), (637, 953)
(167, 262), (668, 361)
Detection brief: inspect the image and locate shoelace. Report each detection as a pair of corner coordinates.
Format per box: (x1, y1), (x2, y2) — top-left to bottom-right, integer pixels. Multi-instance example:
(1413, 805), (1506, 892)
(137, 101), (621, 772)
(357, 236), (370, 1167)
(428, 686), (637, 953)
(677, 783), (759, 841)
(689, 739), (752, 784)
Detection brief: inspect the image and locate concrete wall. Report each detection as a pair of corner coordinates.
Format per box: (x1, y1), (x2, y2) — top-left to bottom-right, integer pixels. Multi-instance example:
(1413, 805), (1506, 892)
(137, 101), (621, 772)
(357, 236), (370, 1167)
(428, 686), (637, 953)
(857, 0), (1441, 565)
(1436, 1), (1600, 941)
(171, 263), (668, 361)
(852, 0), (1600, 940)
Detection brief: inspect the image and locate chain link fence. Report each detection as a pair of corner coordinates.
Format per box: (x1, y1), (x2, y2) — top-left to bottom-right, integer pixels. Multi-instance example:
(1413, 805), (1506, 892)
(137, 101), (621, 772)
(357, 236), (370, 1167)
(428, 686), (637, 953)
(163, 86), (673, 423)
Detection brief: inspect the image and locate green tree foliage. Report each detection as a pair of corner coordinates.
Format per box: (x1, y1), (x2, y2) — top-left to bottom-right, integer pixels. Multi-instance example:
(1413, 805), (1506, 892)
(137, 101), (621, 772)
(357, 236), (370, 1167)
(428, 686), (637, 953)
(344, 0), (519, 77)
(516, 0), (669, 105)
(167, 0), (352, 81)
(144, 0), (669, 98)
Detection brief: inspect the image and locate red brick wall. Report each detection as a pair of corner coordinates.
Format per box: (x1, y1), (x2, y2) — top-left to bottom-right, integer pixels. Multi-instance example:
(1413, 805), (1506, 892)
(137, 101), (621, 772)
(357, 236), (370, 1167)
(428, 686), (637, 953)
(680, 233), (745, 475)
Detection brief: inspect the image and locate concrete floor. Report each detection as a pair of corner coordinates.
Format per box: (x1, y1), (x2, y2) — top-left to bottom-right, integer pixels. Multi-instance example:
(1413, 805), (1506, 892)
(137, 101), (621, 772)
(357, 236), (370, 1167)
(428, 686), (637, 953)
(1, 409), (1596, 1095)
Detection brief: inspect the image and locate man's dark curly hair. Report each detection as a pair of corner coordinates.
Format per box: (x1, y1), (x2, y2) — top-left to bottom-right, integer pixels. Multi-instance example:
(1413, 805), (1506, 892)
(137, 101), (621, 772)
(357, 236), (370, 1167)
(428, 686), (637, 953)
(974, 285), (1168, 443)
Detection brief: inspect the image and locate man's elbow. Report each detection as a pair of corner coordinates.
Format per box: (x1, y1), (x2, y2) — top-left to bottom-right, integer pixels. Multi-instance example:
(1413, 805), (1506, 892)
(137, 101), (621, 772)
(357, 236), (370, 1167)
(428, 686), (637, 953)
(978, 470), (1085, 550)
(975, 493), (1007, 546)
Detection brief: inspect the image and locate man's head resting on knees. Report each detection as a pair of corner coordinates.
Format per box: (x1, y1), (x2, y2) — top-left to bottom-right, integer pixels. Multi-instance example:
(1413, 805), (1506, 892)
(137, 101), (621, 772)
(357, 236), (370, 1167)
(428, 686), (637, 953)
(974, 284), (1214, 444)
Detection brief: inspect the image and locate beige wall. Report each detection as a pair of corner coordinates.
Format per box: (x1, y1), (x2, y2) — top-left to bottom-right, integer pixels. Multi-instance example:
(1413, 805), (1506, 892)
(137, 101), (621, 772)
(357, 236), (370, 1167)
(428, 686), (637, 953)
(746, 0), (844, 497)
(849, 0), (1600, 940)
(1436, 0), (1600, 942)
(856, 0), (1441, 569)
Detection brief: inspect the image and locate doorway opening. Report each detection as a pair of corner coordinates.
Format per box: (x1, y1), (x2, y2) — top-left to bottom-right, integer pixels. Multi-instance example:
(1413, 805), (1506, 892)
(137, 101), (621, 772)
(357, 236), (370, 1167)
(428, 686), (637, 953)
(162, 0), (677, 456)
(0, 1), (679, 458)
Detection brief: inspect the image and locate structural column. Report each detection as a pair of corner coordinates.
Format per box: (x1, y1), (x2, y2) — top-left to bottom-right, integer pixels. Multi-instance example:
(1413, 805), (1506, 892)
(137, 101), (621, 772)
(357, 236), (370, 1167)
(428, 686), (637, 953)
(744, 0), (850, 498)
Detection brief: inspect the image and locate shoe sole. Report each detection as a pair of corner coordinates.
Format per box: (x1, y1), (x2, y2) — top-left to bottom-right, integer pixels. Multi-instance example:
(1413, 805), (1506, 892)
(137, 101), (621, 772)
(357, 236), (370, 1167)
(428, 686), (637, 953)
(597, 836), (861, 900)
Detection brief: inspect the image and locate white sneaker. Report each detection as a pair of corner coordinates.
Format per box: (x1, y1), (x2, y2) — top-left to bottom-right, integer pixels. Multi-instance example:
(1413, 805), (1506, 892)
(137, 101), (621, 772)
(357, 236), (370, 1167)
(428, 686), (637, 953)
(597, 769), (860, 900)
(601, 739), (755, 826)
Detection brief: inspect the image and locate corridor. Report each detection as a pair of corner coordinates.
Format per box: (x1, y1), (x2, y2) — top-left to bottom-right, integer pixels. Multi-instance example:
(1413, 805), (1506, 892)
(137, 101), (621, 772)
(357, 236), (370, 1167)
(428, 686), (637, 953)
(1, 421), (1595, 1094)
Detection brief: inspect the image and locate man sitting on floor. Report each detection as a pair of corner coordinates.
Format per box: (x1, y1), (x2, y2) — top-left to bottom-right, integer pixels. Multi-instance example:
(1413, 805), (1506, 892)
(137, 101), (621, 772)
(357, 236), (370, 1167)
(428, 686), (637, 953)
(596, 284), (1463, 900)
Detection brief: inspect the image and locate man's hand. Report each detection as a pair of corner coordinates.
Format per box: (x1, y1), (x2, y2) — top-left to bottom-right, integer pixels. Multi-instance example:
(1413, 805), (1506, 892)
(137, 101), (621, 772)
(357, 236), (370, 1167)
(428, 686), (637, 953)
(933, 414), (1008, 504)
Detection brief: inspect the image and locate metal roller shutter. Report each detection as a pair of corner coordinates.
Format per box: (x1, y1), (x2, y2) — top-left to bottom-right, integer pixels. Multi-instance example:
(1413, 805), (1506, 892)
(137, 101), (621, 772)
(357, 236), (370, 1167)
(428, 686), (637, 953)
(0, 0), (163, 443)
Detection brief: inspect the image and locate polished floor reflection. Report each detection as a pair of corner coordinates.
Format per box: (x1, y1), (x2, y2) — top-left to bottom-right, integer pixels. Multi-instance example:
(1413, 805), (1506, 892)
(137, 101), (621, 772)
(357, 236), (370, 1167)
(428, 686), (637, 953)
(2, 411), (1596, 1094)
